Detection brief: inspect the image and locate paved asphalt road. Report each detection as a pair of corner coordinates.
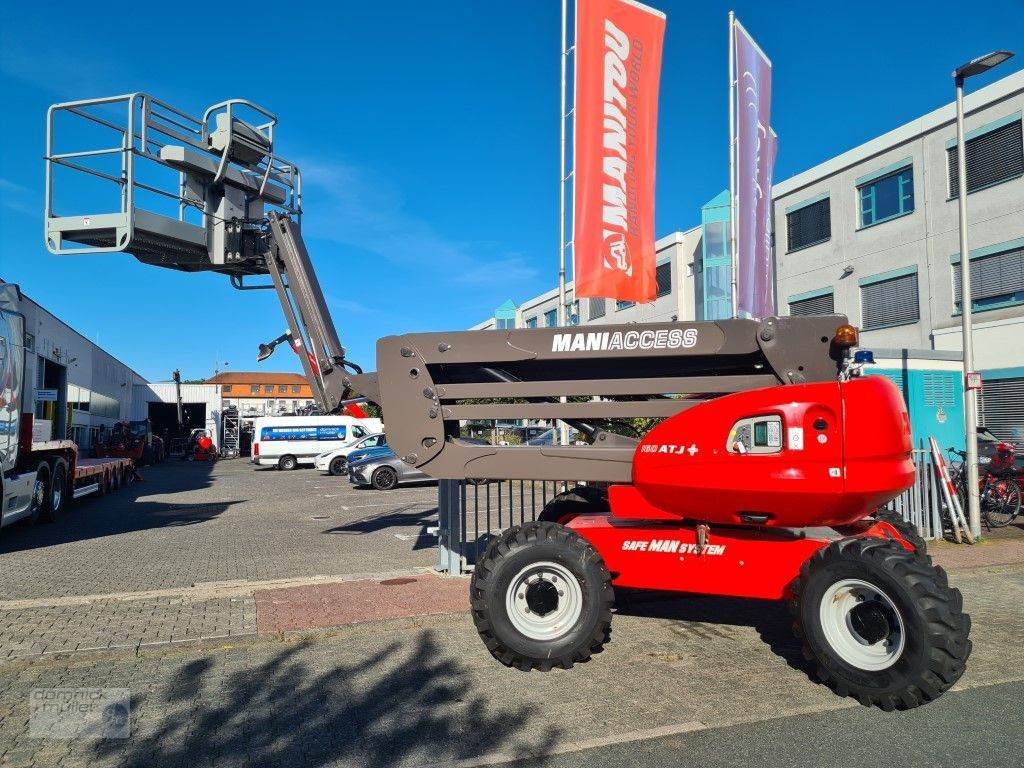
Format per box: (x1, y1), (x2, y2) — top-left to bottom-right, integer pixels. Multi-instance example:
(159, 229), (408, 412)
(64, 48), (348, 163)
(514, 680), (1024, 768)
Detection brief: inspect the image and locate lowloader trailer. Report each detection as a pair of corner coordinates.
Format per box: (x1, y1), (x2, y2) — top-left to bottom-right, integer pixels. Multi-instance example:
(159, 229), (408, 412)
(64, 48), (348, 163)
(43, 93), (969, 710)
(1, 285), (137, 529)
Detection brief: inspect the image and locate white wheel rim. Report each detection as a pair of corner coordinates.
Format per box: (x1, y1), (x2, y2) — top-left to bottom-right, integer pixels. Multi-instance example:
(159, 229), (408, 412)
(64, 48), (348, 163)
(32, 475), (46, 511)
(505, 561), (583, 641)
(51, 471), (63, 511)
(819, 578), (905, 671)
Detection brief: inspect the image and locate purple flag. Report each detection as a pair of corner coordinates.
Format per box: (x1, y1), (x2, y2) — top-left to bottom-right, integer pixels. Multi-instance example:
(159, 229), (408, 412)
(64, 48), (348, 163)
(734, 20), (776, 319)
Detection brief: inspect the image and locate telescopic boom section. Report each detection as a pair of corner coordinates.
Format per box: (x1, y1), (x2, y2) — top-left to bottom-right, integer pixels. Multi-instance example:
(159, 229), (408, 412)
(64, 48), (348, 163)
(42, 93), (851, 482)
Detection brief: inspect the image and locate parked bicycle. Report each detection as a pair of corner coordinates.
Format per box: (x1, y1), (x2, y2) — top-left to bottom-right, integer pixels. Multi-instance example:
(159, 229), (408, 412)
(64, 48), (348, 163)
(947, 444), (1022, 529)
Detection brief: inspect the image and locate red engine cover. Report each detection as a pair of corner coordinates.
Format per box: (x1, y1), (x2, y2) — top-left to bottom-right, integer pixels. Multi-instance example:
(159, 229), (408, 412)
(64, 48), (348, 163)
(628, 376), (914, 528)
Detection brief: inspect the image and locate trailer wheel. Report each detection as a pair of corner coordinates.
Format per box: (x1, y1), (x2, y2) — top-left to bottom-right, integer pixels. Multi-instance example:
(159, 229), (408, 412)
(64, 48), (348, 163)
(44, 460), (69, 520)
(328, 456), (347, 476)
(791, 537), (970, 710)
(471, 521), (614, 671)
(278, 455), (298, 471)
(873, 509), (927, 556)
(27, 463), (51, 524)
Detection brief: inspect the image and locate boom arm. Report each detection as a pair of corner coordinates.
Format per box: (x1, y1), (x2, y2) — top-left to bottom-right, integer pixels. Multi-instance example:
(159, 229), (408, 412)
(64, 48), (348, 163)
(42, 92), (853, 482)
(262, 213), (378, 414)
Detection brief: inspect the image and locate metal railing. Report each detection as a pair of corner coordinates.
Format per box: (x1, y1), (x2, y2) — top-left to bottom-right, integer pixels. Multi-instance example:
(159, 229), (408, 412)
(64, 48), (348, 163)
(44, 93), (302, 256)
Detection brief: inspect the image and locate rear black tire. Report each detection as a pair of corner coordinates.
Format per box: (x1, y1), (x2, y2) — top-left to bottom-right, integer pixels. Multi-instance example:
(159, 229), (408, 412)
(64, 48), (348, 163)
(278, 455), (298, 471)
(328, 456), (347, 476)
(537, 485), (609, 524)
(471, 521), (614, 671)
(791, 537), (970, 710)
(371, 466), (398, 490)
(874, 509), (927, 555)
(43, 460), (69, 521)
(27, 463), (50, 524)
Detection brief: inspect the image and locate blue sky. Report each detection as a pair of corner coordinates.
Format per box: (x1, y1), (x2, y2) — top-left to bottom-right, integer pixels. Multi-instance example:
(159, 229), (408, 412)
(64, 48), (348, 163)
(1, 0), (1021, 382)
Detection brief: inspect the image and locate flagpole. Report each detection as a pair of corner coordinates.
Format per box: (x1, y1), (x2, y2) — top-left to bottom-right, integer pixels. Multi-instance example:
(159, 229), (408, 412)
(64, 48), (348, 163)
(728, 10), (738, 319)
(558, 0), (569, 327)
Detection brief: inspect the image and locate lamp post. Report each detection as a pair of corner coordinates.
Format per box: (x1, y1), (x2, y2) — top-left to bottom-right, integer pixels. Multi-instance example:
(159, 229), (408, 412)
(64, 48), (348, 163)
(952, 49), (1014, 539)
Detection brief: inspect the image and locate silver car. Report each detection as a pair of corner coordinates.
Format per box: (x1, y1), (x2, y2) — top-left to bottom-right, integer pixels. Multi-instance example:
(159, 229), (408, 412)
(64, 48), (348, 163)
(347, 447), (432, 490)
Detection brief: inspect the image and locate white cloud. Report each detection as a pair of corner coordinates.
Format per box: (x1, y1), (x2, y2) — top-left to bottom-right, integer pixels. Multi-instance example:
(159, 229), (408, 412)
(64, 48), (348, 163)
(0, 178), (36, 216)
(299, 160), (539, 287)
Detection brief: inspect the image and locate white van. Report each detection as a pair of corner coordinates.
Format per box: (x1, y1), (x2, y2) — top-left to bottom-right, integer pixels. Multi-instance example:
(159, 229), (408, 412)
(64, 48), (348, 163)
(251, 415), (383, 470)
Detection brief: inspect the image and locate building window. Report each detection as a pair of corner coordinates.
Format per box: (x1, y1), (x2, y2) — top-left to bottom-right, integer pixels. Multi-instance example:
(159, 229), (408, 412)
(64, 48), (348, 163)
(947, 117), (1023, 198)
(222, 385), (232, 393)
(589, 298), (606, 319)
(525, 316), (538, 328)
(616, 300), (634, 311)
(278, 385), (287, 393)
(496, 317), (515, 329)
(544, 309), (557, 327)
(789, 291), (835, 316)
(565, 301), (580, 326)
(264, 385), (273, 394)
(656, 261), (672, 297)
(250, 384), (260, 395)
(786, 197), (831, 252)
(292, 385), (301, 393)
(860, 270), (919, 330)
(981, 375), (1024, 442)
(859, 166), (913, 227)
(953, 244), (1024, 312)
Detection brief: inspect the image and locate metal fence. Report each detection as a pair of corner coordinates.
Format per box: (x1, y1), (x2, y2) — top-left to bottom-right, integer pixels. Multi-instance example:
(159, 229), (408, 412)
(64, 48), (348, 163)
(436, 449), (946, 575)
(437, 479), (573, 576)
(879, 447), (946, 542)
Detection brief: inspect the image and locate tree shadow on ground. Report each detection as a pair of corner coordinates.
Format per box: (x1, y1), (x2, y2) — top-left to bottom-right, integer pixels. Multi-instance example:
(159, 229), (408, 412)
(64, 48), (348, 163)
(93, 630), (560, 768)
(0, 462), (240, 555)
(614, 589), (811, 675)
(326, 504), (439, 551)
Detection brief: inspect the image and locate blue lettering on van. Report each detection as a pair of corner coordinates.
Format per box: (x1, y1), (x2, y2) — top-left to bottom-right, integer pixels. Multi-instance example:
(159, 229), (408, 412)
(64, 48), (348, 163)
(259, 426), (347, 441)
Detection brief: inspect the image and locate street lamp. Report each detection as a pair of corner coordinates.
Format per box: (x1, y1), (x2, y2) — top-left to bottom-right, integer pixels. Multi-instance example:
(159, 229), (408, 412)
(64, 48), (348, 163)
(952, 49), (1014, 539)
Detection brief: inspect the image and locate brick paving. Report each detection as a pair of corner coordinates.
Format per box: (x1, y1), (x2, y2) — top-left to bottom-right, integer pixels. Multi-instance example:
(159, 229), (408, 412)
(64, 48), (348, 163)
(255, 574), (470, 634)
(0, 461), (439, 601)
(0, 461), (438, 658)
(0, 562), (1020, 767)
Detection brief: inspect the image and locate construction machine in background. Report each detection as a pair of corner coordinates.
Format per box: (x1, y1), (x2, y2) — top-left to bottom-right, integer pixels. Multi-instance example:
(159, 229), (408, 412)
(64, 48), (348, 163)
(43, 93), (970, 710)
(93, 419), (165, 465)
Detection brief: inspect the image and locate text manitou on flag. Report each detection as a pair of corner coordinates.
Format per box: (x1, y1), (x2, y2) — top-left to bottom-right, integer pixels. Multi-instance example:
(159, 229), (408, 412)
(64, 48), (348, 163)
(732, 18), (776, 319)
(573, 0), (665, 303)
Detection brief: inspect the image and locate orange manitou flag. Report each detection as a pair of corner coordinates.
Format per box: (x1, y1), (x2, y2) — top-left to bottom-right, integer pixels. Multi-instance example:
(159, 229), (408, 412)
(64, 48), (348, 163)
(573, 0), (665, 303)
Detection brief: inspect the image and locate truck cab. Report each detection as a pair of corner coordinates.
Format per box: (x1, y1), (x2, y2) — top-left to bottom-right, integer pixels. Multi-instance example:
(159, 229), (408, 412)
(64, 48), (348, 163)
(0, 286), (42, 526)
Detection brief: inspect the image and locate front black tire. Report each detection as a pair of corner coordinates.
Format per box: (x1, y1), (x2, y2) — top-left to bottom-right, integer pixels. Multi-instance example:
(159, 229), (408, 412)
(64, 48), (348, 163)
(328, 456), (347, 476)
(471, 521), (614, 671)
(371, 466), (398, 490)
(791, 537), (970, 710)
(874, 509), (927, 555)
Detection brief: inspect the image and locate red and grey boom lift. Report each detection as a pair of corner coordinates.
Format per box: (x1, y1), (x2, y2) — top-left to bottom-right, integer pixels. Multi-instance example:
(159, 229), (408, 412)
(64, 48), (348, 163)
(44, 94), (970, 710)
